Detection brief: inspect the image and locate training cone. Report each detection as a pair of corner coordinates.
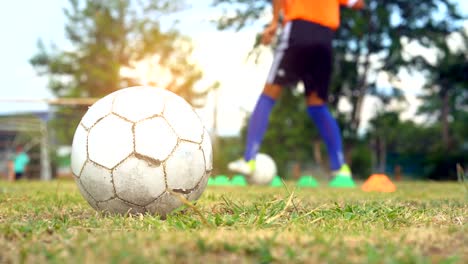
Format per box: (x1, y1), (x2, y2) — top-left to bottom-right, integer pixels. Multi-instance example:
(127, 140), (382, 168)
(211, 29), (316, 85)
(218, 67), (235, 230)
(361, 174), (396, 192)
(328, 176), (356, 188)
(297, 175), (319, 188)
(231, 174), (248, 186)
(213, 175), (231, 186)
(270, 176), (283, 187)
(207, 177), (215, 186)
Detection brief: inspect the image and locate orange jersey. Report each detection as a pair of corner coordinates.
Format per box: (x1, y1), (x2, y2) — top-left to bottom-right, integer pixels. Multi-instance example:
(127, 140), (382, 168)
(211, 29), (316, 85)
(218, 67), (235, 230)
(283, 0), (356, 30)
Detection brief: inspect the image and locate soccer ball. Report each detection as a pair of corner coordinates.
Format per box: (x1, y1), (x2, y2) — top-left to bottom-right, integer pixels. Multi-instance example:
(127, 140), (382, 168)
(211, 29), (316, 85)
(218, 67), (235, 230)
(70, 86), (212, 216)
(248, 153), (277, 185)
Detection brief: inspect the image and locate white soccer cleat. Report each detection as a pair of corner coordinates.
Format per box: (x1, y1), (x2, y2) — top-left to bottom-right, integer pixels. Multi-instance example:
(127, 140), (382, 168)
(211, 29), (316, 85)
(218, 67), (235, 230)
(228, 158), (255, 175)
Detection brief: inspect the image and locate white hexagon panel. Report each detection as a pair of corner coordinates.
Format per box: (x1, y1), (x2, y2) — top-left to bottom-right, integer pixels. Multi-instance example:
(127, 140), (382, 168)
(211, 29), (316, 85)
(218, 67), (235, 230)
(75, 178), (99, 210)
(186, 173), (209, 201)
(80, 162), (115, 202)
(165, 141), (205, 192)
(201, 129), (213, 172)
(134, 117), (177, 162)
(145, 192), (182, 218)
(112, 155), (166, 206)
(112, 86), (165, 122)
(97, 198), (146, 215)
(163, 92), (203, 143)
(80, 93), (114, 129)
(88, 114), (133, 170)
(71, 124), (88, 177)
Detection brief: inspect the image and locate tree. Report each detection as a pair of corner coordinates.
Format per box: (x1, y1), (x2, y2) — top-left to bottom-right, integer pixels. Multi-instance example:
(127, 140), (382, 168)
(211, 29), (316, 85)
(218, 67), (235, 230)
(367, 111), (400, 172)
(366, 110), (448, 178)
(415, 29), (468, 149)
(329, 0), (464, 133)
(31, 0), (208, 144)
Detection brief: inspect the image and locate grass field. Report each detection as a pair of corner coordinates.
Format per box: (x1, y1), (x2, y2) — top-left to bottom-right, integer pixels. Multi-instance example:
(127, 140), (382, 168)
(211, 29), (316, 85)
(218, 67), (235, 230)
(0, 180), (466, 263)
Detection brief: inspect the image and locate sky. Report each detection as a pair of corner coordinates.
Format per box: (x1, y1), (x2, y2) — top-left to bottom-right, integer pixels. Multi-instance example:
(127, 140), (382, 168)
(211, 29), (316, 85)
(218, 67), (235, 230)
(0, 0), (467, 136)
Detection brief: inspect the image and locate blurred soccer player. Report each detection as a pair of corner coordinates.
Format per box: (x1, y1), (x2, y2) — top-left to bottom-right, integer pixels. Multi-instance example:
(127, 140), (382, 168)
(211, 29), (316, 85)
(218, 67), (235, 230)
(10, 145), (30, 181)
(228, 0), (365, 187)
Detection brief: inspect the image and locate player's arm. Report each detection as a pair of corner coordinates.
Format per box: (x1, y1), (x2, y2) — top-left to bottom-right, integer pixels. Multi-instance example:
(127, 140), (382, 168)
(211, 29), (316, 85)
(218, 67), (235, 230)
(261, 0), (283, 45)
(340, 0), (365, 10)
(270, 0), (283, 28)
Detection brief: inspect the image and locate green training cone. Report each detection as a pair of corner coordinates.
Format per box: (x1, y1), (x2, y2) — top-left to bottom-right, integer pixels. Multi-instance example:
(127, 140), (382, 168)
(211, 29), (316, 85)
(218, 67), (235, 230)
(270, 176), (283, 187)
(207, 177), (215, 186)
(328, 175), (356, 188)
(297, 175), (319, 188)
(231, 174), (248, 186)
(214, 175), (231, 186)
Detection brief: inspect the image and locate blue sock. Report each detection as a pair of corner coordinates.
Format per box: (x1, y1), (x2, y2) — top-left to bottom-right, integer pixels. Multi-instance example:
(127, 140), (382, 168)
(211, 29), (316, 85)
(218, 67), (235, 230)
(244, 94), (276, 161)
(307, 105), (345, 171)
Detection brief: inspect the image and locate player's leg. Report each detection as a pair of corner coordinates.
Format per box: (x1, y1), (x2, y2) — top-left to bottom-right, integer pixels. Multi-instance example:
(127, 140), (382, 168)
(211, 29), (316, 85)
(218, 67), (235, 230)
(228, 24), (295, 175)
(306, 93), (351, 175)
(303, 42), (355, 187)
(244, 83), (281, 161)
(227, 84), (282, 175)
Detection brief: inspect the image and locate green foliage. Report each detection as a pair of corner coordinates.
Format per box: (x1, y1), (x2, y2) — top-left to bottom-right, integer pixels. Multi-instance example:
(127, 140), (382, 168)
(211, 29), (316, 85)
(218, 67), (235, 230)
(30, 0), (208, 145)
(368, 111), (468, 179)
(332, 0), (464, 131)
(349, 142), (373, 179)
(212, 0), (270, 31)
(262, 89), (317, 177)
(424, 150), (468, 181)
(414, 29), (468, 149)
(212, 136), (243, 175)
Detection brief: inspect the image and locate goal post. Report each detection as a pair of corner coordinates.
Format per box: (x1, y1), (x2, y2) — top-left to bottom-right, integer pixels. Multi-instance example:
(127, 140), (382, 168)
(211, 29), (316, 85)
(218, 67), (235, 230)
(0, 97), (99, 181)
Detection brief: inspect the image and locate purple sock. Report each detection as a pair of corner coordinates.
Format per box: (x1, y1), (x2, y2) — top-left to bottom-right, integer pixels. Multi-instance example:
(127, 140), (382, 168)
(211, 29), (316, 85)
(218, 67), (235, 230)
(243, 94), (276, 161)
(307, 105), (345, 171)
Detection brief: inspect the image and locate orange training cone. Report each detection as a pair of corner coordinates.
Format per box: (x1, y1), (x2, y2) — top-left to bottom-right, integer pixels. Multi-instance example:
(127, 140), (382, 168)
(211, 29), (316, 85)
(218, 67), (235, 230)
(361, 174), (396, 193)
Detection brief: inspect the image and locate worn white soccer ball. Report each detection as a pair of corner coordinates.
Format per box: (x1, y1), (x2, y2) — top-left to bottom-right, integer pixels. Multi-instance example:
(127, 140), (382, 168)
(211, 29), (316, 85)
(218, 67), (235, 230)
(71, 86), (212, 216)
(248, 153), (277, 185)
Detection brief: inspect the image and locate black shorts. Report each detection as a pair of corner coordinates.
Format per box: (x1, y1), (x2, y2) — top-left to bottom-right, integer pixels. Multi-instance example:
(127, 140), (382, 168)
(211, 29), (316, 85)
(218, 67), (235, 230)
(266, 20), (334, 100)
(15, 172), (24, 180)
